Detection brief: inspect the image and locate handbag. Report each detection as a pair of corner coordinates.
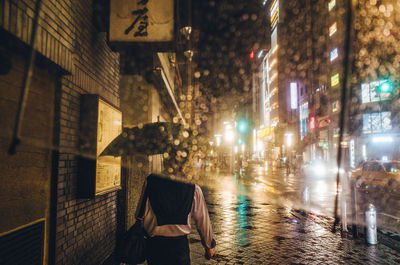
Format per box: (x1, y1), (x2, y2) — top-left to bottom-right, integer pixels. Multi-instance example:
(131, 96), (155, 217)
(116, 187), (148, 264)
(117, 218), (148, 264)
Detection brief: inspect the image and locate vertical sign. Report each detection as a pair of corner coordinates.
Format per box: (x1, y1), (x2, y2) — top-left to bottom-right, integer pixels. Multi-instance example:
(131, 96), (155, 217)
(329, 22), (337, 36)
(330, 48), (338, 61)
(109, 0), (174, 42)
(310, 116), (315, 129)
(329, 0), (336, 11)
(290, 82), (298, 109)
(350, 139), (355, 168)
(331, 73), (339, 87)
(270, 0), (279, 30)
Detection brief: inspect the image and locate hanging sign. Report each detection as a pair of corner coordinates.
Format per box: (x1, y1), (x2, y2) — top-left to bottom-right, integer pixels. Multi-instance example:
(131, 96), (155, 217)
(109, 0), (174, 42)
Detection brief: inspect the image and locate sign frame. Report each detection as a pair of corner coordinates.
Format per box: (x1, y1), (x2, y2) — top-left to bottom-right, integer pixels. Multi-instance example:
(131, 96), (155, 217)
(78, 95), (122, 198)
(109, 0), (176, 48)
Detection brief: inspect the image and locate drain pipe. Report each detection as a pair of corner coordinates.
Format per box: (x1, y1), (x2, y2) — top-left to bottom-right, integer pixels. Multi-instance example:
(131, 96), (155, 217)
(8, 0), (43, 154)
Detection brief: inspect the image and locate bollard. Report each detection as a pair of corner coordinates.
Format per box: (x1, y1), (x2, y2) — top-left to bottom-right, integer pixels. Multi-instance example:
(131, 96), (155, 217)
(365, 204), (377, 244)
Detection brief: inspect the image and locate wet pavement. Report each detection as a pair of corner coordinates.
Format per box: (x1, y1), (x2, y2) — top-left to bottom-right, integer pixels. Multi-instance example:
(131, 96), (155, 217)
(188, 169), (400, 264)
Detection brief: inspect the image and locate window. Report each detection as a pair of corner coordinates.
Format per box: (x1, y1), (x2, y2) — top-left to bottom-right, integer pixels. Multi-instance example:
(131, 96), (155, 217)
(299, 103), (309, 140)
(330, 48), (338, 61)
(370, 162), (384, 172)
(329, 0), (336, 11)
(270, 0), (279, 30)
(384, 162), (400, 173)
(331, 73), (339, 87)
(362, 112), (392, 134)
(361, 80), (391, 103)
(329, 22), (337, 37)
(332, 100), (339, 112)
(290, 82), (298, 109)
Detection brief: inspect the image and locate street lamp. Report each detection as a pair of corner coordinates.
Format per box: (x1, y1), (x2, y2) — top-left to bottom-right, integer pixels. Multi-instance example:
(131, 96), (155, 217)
(224, 124), (235, 173)
(225, 129), (235, 143)
(285, 132), (294, 173)
(285, 132), (294, 147)
(214, 134), (222, 147)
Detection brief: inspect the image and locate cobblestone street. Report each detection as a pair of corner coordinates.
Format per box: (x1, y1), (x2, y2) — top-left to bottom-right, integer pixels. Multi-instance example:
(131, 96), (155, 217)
(188, 172), (400, 264)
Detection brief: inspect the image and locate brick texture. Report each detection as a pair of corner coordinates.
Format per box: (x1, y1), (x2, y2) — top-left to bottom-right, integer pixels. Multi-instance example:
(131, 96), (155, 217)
(1, 0), (120, 264)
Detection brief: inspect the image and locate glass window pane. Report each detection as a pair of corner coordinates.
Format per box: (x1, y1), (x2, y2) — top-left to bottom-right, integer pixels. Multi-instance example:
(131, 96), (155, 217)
(361, 83), (370, 103)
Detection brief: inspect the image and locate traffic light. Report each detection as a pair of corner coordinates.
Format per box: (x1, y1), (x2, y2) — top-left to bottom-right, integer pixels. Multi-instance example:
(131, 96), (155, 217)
(249, 50), (254, 59)
(237, 119), (248, 134)
(377, 80), (393, 94)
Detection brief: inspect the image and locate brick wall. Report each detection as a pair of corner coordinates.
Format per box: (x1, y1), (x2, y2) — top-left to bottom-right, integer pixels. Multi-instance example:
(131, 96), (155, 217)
(54, 6), (119, 265)
(1, 0), (120, 264)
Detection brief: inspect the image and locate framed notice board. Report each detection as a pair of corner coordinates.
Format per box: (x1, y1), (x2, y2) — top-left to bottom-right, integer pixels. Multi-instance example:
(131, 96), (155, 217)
(78, 95), (122, 197)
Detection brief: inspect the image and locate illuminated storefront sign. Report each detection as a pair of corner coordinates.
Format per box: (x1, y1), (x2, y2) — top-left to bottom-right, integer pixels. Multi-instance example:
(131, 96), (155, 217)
(329, 22), (337, 37)
(361, 80), (391, 103)
(290, 82), (298, 109)
(350, 139), (355, 168)
(372, 135), (393, 143)
(310, 116), (315, 129)
(332, 100), (339, 112)
(362, 112), (392, 134)
(318, 118), (331, 128)
(330, 48), (338, 61)
(331, 73), (339, 87)
(110, 0), (174, 42)
(299, 102), (309, 140)
(329, 0), (336, 11)
(270, 0), (279, 30)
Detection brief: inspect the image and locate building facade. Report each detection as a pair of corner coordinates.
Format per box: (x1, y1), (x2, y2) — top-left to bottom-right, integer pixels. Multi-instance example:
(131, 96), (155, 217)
(258, 0), (400, 167)
(0, 1), (185, 264)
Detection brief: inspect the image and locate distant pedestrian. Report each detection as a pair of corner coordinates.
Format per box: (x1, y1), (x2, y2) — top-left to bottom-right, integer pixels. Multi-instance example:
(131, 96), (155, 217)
(142, 174), (216, 265)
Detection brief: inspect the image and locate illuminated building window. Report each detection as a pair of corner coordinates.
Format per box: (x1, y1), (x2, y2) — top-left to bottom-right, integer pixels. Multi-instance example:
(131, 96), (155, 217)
(309, 116), (316, 129)
(330, 48), (338, 61)
(270, 0), (279, 30)
(331, 73), (339, 87)
(329, 22), (337, 37)
(329, 0), (336, 11)
(332, 100), (339, 112)
(270, 58), (277, 67)
(270, 73), (277, 82)
(299, 103), (309, 140)
(333, 128), (340, 138)
(271, 102), (279, 109)
(362, 112), (392, 134)
(290, 82), (298, 109)
(361, 80), (391, 103)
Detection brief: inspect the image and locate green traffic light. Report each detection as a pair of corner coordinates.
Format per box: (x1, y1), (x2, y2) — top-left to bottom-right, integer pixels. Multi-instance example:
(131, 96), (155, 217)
(238, 120), (248, 133)
(378, 80), (392, 93)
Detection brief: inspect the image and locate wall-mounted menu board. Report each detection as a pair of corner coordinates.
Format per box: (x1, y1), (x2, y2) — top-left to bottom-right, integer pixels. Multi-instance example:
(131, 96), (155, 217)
(78, 95), (122, 197)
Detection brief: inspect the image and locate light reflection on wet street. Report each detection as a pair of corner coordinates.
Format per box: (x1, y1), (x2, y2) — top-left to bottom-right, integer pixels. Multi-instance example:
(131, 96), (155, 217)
(206, 165), (338, 217)
(187, 167), (400, 264)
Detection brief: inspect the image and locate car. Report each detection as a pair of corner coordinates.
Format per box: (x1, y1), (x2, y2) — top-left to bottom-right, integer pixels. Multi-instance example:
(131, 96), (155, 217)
(351, 161), (400, 191)
(241, 159), (267, 177)
(300, 159), (344, 179)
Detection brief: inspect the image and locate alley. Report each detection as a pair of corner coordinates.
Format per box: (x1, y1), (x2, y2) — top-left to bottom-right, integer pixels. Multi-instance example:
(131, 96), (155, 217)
(188, 169), (400, 264)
